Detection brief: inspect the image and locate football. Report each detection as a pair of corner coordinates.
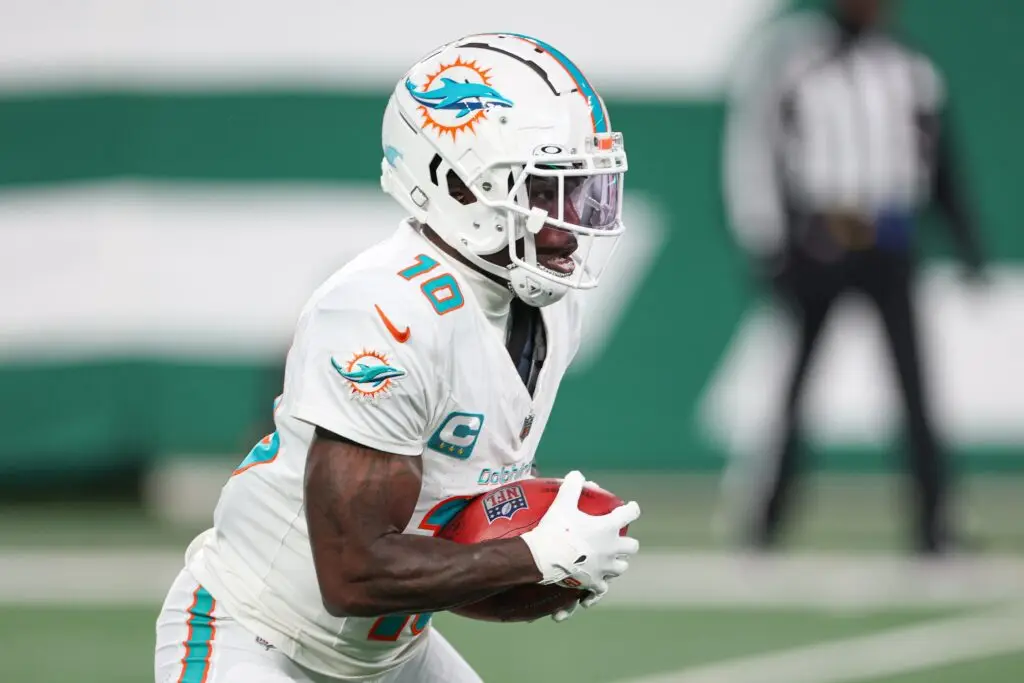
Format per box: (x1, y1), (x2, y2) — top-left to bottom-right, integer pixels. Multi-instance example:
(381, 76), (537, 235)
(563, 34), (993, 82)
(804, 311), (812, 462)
(437, 477), (629, 622)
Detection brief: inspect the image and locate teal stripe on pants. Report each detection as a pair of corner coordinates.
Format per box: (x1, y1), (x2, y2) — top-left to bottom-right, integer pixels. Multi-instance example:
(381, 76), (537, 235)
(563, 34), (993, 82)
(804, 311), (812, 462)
(181, 586), (216, 683)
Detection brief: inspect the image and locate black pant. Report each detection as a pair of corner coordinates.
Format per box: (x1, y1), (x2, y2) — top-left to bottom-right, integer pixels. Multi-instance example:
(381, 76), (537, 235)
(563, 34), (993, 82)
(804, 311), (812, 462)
(754, 248), (951, 553)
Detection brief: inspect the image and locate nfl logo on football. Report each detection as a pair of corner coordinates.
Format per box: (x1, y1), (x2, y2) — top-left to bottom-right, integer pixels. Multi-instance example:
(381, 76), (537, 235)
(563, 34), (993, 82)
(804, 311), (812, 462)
(483, 484), (529, 523)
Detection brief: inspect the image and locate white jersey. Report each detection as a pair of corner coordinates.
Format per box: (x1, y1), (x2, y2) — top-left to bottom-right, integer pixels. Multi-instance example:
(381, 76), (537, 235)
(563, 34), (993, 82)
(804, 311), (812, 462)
(185, 219), (583, 679)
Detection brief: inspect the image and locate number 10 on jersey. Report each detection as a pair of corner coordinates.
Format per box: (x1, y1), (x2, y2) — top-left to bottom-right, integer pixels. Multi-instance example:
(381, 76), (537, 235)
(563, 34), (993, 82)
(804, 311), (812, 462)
(397, 254), (464, 316)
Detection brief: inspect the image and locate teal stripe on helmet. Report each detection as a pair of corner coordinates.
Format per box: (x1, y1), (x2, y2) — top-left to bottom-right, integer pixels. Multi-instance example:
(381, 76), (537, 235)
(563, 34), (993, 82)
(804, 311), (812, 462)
(506, 33), (608, 133)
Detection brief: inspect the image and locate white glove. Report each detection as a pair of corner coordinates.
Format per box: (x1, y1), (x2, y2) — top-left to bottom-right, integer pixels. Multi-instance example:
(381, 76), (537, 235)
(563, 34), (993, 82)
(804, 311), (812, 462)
(520, 470), (640, 597)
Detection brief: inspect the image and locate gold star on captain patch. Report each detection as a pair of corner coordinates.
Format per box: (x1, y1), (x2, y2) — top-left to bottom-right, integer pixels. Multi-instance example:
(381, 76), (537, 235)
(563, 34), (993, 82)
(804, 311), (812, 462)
(458, 448), (464, 455)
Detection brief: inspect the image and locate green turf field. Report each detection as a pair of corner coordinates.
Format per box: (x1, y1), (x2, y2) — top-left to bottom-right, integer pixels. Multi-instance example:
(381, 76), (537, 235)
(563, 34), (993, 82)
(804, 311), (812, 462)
(0, 605), (978, 683)
(2, 474), (1022, 683)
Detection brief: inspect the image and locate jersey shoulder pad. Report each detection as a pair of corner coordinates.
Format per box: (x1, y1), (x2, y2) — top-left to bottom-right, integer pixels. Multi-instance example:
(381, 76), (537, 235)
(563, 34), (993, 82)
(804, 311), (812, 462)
(304, 250), (462, 350)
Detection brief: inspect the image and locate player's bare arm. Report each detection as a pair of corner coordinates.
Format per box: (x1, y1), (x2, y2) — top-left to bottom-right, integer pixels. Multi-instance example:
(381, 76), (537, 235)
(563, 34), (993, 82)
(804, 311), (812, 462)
(304, 427), (543, 618)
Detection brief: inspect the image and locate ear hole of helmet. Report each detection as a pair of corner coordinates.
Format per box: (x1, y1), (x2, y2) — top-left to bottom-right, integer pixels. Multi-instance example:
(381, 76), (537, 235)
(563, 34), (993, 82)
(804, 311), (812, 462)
(426, 152), (476, 207)
(446, 169), (476, 206)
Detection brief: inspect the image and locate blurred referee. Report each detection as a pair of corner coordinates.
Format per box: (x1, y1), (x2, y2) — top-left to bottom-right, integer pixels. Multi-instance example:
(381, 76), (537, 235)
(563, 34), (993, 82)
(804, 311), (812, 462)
(722, 0), (986, 554)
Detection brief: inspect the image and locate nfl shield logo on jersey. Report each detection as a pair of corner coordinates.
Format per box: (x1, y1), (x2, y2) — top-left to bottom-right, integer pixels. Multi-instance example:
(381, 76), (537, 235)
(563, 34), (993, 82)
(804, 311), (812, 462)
(519, 411), (535, 441)
(482, 484), (529, 523)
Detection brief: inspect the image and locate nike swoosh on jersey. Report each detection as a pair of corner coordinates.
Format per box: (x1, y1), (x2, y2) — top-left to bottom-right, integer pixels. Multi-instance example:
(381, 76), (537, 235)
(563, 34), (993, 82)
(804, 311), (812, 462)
(375, 304), (411, 343)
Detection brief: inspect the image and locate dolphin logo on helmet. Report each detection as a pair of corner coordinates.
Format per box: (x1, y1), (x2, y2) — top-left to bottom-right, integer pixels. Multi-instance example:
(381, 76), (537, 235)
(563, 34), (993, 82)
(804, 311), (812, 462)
(405, 77), (514, 118)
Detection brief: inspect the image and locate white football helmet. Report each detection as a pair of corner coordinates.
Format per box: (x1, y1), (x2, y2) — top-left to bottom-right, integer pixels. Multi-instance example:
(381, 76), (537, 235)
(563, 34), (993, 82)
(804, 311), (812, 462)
(380, 33), (627, 307)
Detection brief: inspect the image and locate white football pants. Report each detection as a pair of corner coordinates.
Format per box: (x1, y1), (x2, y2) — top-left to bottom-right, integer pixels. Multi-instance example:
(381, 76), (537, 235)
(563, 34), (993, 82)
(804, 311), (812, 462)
(154, 567), (482, 683)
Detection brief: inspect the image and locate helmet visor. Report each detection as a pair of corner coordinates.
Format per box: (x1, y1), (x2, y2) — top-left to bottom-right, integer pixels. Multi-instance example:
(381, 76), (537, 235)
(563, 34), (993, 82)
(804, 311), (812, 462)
(520, 170), (622, 232)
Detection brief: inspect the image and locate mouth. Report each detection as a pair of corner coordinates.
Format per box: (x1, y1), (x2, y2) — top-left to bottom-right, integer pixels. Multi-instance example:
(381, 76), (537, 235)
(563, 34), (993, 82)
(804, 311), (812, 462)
(536, 239), (579, 276)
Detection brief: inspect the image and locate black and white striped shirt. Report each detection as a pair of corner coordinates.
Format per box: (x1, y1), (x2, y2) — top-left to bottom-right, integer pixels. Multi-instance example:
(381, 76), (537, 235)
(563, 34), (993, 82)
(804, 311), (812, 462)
(722, 10), (961, 259)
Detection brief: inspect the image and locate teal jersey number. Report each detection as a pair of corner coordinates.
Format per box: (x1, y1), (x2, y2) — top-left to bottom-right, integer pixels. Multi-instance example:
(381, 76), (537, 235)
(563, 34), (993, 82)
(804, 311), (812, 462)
(396, 254), (465, 316)
(367, 495), (474, 641)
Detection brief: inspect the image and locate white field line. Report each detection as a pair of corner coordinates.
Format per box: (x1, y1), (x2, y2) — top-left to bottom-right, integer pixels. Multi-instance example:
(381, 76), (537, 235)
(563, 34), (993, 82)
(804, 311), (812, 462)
(619, 605), (1024, 683)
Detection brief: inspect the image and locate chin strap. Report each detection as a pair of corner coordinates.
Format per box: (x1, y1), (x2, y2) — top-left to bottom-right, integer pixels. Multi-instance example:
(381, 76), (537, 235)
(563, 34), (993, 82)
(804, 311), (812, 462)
(447, 235), (567, 307)
(509, 266), (569, 307)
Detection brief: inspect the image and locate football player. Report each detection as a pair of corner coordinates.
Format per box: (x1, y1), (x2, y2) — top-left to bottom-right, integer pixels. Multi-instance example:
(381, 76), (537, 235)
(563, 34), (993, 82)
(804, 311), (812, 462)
(154, 32), (640, 683)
